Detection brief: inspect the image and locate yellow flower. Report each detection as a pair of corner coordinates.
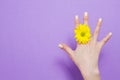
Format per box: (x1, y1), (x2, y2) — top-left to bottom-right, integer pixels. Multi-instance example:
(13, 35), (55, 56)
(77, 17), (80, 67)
(74, 24), (91, 44)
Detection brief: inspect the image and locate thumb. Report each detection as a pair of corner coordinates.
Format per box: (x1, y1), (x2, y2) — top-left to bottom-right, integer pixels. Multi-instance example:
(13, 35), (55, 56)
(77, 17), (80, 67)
(58, 43), (74, 58)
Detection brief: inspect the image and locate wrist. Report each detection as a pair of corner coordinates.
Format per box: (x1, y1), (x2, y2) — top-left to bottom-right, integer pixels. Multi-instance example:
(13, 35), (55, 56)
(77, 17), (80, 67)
(78, 66), (100, 80)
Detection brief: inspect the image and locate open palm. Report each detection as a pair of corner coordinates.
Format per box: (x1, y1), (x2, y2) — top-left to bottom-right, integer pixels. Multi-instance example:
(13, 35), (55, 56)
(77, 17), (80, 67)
(59, 12), (112, 80)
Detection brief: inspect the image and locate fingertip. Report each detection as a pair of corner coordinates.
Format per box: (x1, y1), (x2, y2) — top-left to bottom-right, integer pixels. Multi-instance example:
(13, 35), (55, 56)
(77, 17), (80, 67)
(109, 32), (112, 36)
(58, 44), (63, 49)
(99, 18), (102, 22)
(75, 15), (79, 19)
(84, 12), (88, 16)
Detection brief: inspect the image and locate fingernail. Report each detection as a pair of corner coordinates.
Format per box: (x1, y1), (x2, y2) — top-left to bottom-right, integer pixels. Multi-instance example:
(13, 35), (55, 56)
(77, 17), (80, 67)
(99, 18), (102, 22)
(84, 12), (88, 16)
(75, 15), (79, 19)
(58, 44), (63, 48)
(109, 32), (112, 36)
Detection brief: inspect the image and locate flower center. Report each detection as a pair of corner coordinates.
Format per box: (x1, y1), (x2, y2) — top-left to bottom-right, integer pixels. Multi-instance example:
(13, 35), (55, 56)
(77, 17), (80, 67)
(81, 32), (86, 37)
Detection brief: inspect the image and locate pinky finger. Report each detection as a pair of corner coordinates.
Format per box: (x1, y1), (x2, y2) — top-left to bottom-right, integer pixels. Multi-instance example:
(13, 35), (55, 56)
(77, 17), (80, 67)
(101, 32), (112, 46)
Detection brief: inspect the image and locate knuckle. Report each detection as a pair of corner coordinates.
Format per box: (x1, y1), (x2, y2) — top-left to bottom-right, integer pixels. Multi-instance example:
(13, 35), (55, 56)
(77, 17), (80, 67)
(95, 30), (98, 34)
(103, 39), (107, 44)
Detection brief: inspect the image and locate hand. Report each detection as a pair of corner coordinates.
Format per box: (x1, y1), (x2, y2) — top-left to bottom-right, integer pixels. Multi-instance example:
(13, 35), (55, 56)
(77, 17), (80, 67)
(58, 12), (112, 80)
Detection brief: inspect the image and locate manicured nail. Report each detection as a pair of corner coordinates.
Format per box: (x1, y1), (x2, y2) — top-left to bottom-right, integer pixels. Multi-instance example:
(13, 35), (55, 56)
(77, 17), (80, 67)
(58, 44), (63, 48)
(99, 18), (102, 22)
(75, 15), (79, 19)
(109, 32), (112, 36)
(84, 12), (88, 16)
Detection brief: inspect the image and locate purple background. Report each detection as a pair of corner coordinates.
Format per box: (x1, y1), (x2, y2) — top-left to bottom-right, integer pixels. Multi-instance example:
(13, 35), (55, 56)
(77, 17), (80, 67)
(0, 0), (119, 80)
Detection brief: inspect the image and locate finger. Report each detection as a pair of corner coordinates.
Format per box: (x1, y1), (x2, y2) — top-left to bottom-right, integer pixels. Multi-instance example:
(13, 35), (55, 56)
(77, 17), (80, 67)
(74, 15), (81, 46)
(58, 44), (74, 57)
(75, 15), (80, 27)
(84, 12), (88, 25)
(100, 32), (112, 46)
(93, 18), (102, 40)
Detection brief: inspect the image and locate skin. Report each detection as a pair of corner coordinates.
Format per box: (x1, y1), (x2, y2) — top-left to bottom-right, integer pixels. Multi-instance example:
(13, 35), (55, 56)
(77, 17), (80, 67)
(58, 12), (112, 80)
